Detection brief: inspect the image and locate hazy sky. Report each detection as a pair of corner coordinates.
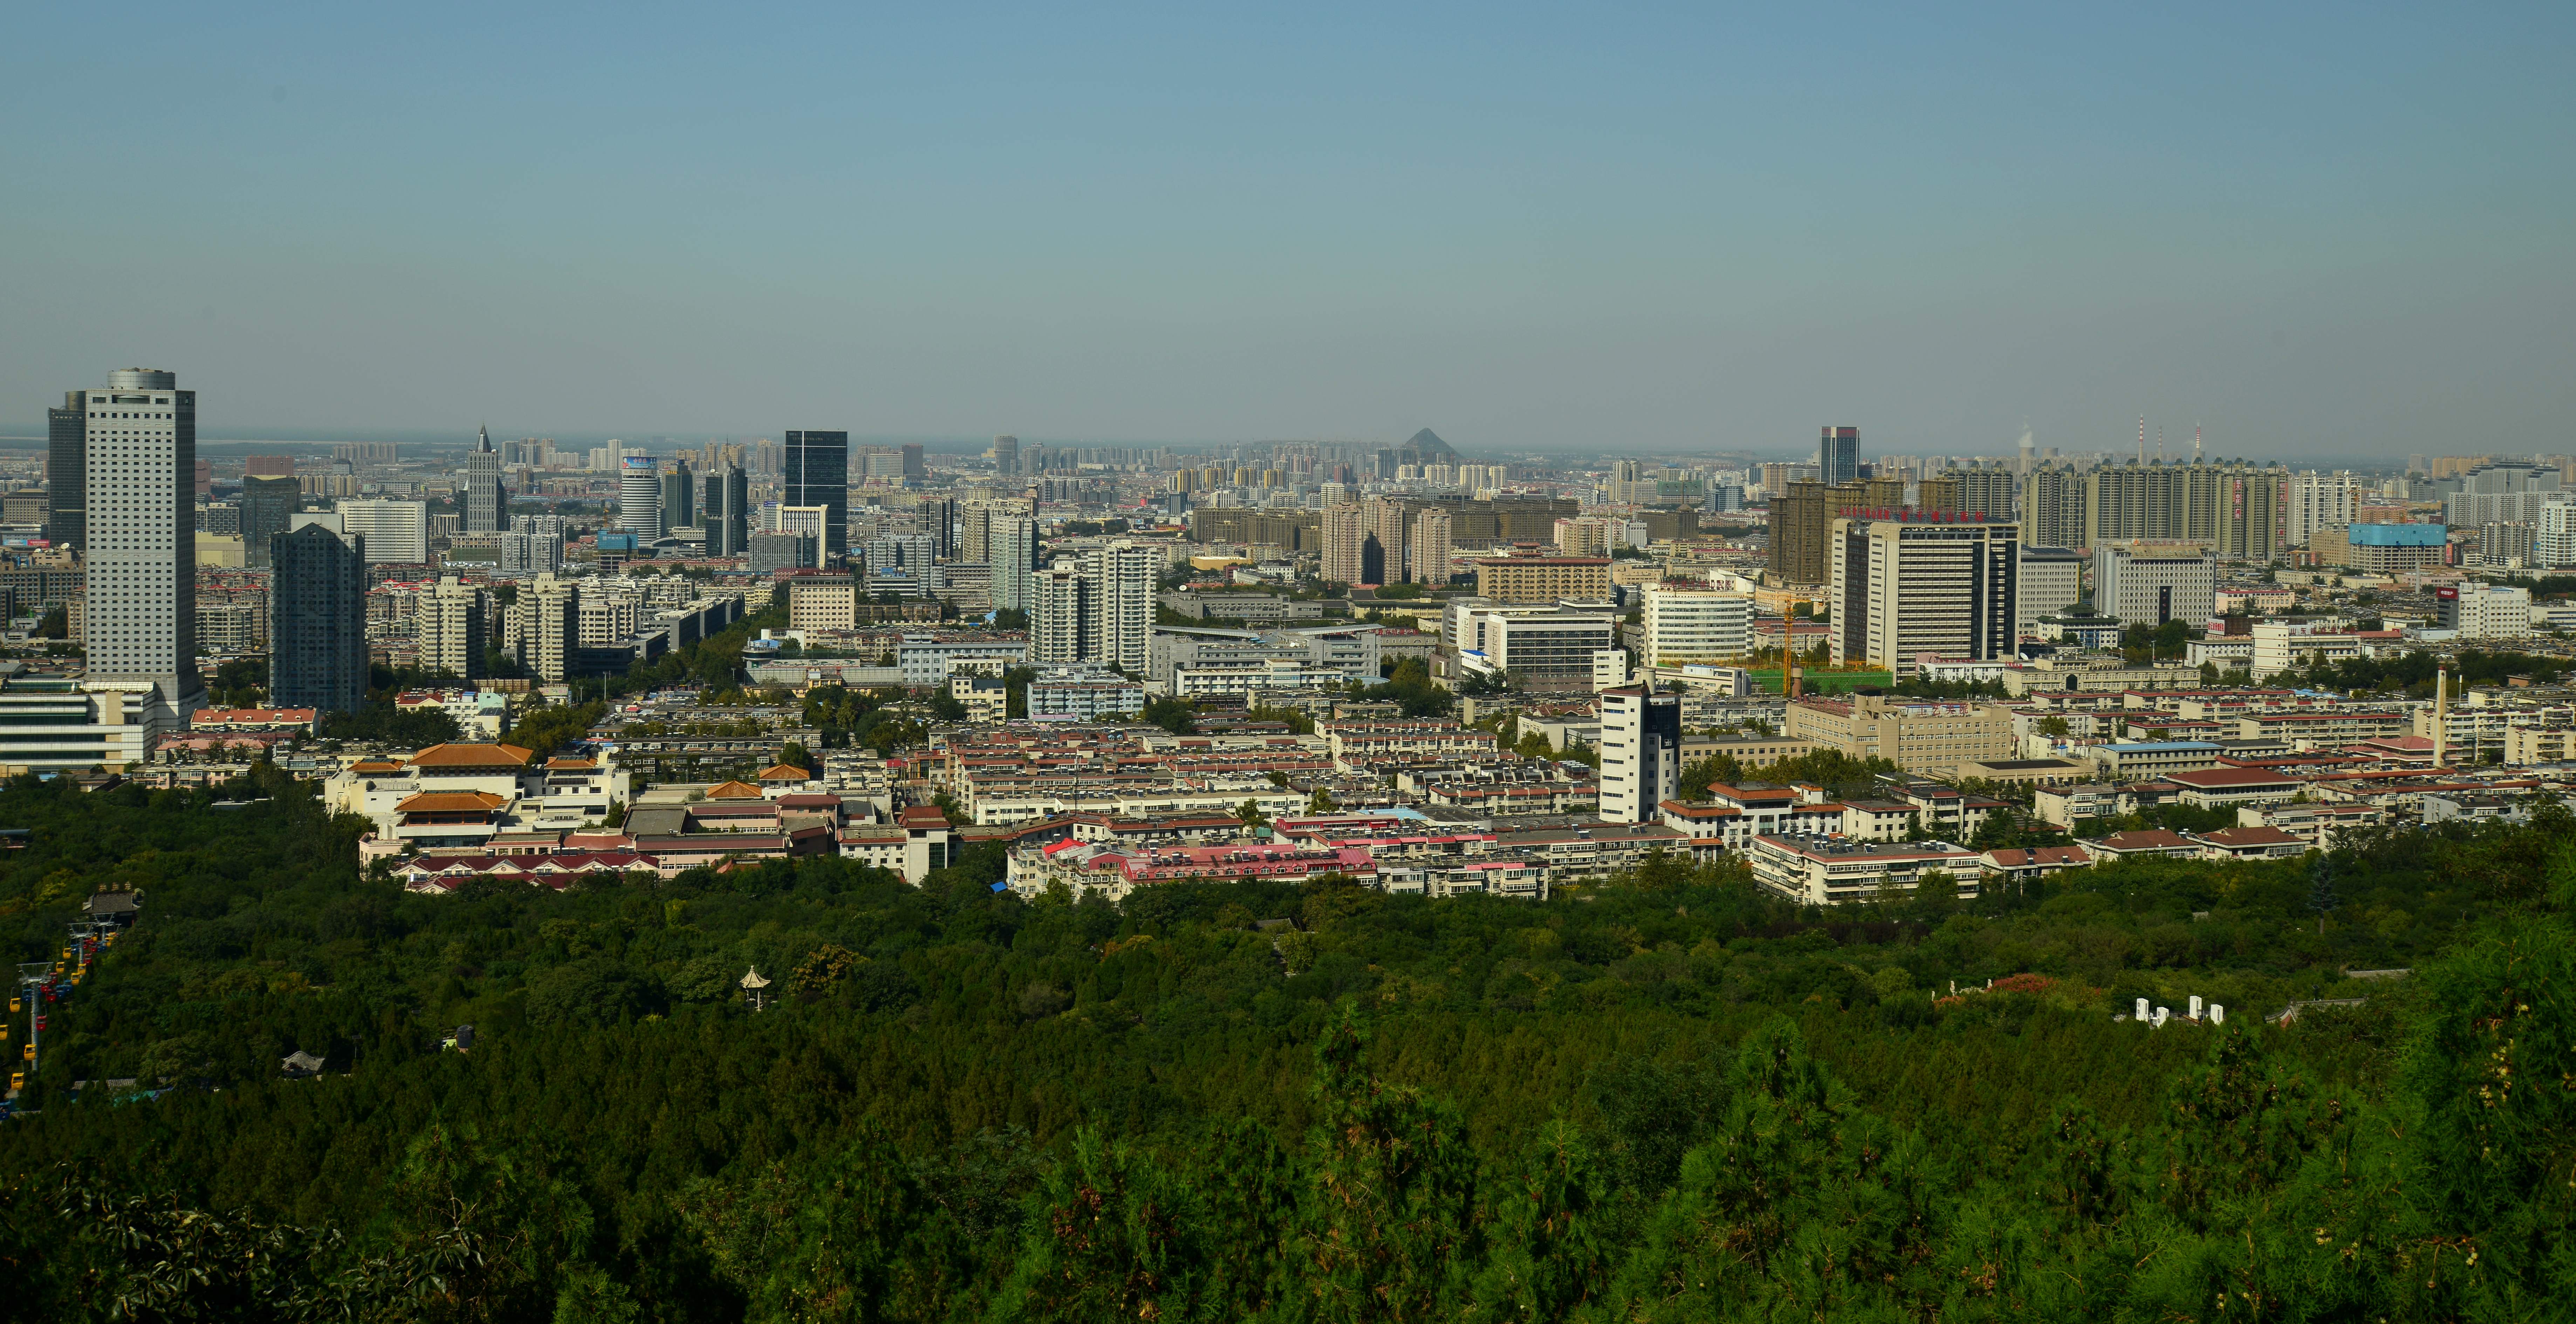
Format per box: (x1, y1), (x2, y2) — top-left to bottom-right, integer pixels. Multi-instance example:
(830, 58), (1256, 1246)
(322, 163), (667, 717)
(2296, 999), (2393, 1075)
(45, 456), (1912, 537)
(6, 2), (2570, 459)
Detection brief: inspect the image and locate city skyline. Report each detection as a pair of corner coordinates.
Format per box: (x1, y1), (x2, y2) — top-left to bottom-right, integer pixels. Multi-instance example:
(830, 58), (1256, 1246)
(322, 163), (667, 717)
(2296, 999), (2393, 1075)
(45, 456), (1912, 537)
(7, 5), (2571, 459)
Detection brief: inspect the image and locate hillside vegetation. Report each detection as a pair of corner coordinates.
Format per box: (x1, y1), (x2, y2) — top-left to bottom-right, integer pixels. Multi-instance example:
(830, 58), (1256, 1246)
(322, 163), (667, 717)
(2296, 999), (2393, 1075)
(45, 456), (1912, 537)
(0, 769), (2569, 1321)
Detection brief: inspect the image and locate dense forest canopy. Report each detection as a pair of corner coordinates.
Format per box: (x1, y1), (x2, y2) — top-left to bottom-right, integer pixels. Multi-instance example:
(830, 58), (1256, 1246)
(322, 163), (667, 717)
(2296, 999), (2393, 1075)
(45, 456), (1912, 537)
(0, 768), (2570, 1320)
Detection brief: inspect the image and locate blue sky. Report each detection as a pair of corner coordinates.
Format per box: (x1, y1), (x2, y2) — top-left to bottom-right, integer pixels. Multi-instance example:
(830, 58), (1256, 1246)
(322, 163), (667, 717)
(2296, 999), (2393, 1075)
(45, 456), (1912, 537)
(5, 2), (2570, 458)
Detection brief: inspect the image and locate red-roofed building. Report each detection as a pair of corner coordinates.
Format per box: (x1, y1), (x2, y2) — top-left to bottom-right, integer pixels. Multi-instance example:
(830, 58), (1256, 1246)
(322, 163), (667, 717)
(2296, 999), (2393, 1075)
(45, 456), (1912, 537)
(2088, 829), (2199, 862)
(2191, 825), (2307, 861)
(1978, 844), (2094, 885)
(2165, 767), (2306, 811)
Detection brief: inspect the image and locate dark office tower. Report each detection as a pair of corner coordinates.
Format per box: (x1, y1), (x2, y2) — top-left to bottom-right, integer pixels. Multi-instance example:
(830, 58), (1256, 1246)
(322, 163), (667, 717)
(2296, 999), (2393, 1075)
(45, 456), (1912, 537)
(269, 522), (369, 716)
(240, 476), (301, 568)
(783, 430), (850, 555)
(922, 496), (959, 559)
(465, 424), (507, 532)
(993, 435), (1020, 475)
(700, 462), (750, 556)
(661, 459), (695, 533)
(44, 394), (85, 549)
(1819, 426), (1860, 487)
(901, 443), (926, 479)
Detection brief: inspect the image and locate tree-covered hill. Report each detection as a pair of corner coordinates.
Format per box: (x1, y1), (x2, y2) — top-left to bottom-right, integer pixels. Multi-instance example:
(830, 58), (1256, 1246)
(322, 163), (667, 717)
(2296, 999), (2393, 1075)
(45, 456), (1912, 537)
(0, 769), (2569, 1320)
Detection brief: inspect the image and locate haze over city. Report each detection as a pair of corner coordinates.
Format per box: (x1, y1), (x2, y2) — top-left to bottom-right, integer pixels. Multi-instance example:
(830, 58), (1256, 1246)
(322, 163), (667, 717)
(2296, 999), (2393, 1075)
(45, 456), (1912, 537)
(8, 2), (2572, 457)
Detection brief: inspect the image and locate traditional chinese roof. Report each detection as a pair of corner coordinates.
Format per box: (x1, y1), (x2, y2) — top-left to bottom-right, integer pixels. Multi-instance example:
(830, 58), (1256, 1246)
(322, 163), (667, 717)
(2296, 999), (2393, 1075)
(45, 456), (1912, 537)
(406, 743), (535, 769)
(394, 791), (509, 814)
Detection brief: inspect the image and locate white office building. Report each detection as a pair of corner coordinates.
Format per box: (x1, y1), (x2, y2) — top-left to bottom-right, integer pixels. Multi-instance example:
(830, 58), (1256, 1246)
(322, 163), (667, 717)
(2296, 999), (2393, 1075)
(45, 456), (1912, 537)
(1830, 514), (2020, 672)
(1638, 584), (1752, 667)
(338, 498), (430, 563)
(1598, 681), (1683, 823)
(2092, 543), (2215, 628)
(71, 368), (204, 715)
(2438, 583), (2533, 640)
(2016, 546), (2086, 634)
(619, 456), (664, 539)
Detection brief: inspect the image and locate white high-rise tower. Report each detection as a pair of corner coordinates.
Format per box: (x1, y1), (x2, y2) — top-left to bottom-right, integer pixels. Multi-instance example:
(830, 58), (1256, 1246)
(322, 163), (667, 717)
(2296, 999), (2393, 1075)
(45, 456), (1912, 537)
(79, 368), (204, 713)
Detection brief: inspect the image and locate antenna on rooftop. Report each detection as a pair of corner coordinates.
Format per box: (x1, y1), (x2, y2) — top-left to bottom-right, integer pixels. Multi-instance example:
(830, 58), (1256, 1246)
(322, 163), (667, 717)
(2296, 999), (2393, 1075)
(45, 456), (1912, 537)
(2137, 416), (2146, 465)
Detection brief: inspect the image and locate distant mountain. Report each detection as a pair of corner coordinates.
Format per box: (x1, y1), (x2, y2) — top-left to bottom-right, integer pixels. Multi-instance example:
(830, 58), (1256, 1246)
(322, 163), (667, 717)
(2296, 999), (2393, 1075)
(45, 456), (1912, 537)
(1401, 428), (1457, 461)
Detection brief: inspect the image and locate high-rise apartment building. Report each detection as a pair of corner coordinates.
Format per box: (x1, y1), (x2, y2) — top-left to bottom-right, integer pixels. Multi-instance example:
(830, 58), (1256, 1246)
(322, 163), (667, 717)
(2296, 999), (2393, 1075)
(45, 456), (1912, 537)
(660, 459), (695, 534)
(1819, 426), (1861, 487)
(1947, 464), (2018, 521)
(700, 462), (750, 556)
(1094, 541), (1159, 672)
(76, 368), (203, 710)
(1367, 497), (1412, 584)
(516, 573), (580, 682)
(1408, 506), (1453, 585)
(2020, 464), (2092, 552)
(988, 514), (1039, 613)
(1829, 513), (2019, 673)
(465, 425), (508, 532)
(267, 522), (368, 715)
(1029, 542), (1157, 669)
(1766, 480), (1864, 586)
(417, 577), (486, 678)
(901, 443), (926, 479)
(2539, 503), (2576, 570)
(2286, 471), (2360, 550)
(240, 475), (300, 568)
(1032, 558), (1095, 664)
(2092, 543), (2215, 627)
(993, 435), (1021, 475)
(2078, 460), (2290, 560)
(619, 457), (664, 540)
(1321, 503), (1368, 586)
(1598, 681), (1683, 823)
(338, 498), (430, 563)
(1638, 584), (1753, 667)
(784, 430), (850, 554)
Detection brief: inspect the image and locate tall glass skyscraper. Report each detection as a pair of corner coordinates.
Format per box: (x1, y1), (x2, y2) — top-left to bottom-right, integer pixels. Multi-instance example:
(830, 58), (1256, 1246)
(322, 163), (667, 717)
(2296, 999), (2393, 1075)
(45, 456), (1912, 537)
(240, 475), (301, 568)
(1819, 426), (1860, 487)
(700, 462), (750, 557)
(785, 430), (850, 555)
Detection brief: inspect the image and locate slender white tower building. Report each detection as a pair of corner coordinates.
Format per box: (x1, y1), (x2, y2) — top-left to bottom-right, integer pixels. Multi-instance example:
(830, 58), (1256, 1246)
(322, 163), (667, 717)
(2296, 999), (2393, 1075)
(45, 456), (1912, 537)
(78, 368), (204, 715)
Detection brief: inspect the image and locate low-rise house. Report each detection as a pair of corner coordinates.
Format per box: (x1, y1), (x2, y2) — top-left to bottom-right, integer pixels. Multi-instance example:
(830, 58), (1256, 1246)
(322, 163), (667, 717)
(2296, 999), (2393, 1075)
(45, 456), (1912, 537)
(2165, 767), (2306, 812)
(2086, 828), (2200, 862)
(1978, 844), (2094, 886)
(2191, 825), (2307, 861)
(2035, 782), (2129, 827)
(2240, 801), (2384, 847)
(1745, 835), (1982, 906)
